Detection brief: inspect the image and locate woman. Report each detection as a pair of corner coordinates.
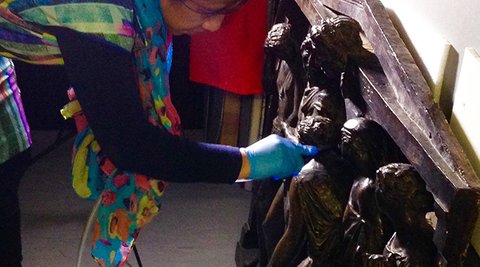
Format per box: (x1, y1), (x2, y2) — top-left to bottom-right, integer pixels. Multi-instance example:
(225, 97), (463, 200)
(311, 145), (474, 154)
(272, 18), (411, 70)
(0, 0), (317, 266)
(0, 57), (31, 267)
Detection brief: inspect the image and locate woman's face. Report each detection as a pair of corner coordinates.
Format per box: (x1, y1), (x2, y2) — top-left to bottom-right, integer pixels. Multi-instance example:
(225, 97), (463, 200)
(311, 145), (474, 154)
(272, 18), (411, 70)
(161, 0), (236, 35)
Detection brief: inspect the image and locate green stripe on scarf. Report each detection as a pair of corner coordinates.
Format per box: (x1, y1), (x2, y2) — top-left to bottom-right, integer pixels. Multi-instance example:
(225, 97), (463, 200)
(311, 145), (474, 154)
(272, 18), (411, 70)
(19, 3), (134, 50)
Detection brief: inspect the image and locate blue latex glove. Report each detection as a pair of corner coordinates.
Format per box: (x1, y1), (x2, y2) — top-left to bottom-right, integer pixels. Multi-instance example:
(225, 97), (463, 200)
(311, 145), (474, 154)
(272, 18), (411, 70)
(243, 134), (318, 180)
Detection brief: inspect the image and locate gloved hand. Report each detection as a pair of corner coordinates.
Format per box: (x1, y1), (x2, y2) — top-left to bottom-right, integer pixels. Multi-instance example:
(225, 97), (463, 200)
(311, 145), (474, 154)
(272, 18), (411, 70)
(242, 134), (318, 180)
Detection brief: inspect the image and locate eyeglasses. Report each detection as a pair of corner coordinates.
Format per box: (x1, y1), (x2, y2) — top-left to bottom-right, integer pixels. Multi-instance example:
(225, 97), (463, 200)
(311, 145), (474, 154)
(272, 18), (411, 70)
(182, 0), (247, 17)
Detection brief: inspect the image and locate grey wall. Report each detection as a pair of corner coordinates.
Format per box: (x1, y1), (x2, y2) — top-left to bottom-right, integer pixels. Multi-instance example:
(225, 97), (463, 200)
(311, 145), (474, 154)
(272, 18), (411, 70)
(403, 0), (480, 52)
(380, 0), (479, 114)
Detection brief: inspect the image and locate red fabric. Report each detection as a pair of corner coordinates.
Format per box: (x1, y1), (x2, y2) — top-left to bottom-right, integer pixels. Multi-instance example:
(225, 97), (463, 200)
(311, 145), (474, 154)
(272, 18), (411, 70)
(189, 0), (267, 95)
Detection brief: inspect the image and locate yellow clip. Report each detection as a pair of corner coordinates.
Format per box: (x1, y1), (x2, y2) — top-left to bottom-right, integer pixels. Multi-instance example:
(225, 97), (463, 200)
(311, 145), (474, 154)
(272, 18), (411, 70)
(60, 100), (82, 119)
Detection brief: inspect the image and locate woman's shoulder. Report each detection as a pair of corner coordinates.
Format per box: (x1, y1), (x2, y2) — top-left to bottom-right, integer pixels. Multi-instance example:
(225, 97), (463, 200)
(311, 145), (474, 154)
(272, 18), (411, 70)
(5, 0), (136, 51)
(7, 0), (134, 13)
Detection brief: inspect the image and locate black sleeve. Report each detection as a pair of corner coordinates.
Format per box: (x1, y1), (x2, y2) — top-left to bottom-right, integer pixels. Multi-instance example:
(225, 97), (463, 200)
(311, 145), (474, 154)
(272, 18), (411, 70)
(46, 26), (242, 184)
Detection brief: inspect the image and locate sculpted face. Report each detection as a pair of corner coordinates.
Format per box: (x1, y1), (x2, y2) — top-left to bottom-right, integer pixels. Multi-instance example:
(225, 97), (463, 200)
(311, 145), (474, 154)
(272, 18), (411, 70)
(297, 115), (336, 147)
(264, 23), (297, 60)
(375, 163), (434, 216)
(301, 26), (336, 79)
(341, 118), (372, 170)
(341, 118), (405, 176)
(301, 16), (363, 81)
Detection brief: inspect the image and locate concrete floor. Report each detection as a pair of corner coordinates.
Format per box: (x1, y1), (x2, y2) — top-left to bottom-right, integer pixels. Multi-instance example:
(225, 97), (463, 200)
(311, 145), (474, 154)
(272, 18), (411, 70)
(19, 130), (251, 267)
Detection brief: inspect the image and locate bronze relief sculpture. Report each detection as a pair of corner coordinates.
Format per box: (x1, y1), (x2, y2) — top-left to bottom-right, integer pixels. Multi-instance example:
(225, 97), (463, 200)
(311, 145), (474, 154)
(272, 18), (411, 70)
(341, 117), (406, 267)
(263, 14), (456, 267)
(268, 115), (353, 267)
(264, 22), (305, 138)
(268, 16), (363, 267)
(370, 163), (440, 267)
(237, 0), (480, 265)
